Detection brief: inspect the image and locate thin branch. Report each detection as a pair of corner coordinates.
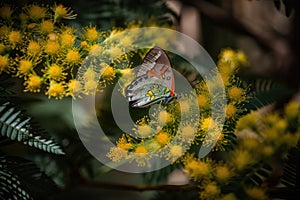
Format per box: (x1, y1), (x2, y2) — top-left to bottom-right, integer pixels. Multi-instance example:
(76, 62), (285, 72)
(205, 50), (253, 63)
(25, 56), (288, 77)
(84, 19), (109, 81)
(80, 181), (200, 192)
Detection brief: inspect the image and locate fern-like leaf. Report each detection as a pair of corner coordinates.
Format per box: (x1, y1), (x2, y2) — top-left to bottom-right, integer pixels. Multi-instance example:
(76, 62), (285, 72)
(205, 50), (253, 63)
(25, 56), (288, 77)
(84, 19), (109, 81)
(243, 79), (294, 113)
(0, 102), (64, 155)
(281, 139), (300, 188)
(0, 153), (58, 199)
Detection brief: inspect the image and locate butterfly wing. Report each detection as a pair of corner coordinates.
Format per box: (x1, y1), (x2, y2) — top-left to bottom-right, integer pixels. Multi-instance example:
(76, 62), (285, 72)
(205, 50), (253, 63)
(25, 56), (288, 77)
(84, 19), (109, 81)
(126, 75), (173, 108)
(125, 47), (175, 107)
(138, 47), (175, 94)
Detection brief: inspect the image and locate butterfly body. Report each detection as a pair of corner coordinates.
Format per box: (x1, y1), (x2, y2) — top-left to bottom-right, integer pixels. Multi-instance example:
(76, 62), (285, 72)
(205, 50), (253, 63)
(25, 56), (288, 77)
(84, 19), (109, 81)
(125, 47), (178, 108)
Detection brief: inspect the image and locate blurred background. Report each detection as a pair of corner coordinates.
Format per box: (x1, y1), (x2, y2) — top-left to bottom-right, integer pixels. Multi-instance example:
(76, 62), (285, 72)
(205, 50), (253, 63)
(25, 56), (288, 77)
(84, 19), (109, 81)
(1, 0), (299, 199)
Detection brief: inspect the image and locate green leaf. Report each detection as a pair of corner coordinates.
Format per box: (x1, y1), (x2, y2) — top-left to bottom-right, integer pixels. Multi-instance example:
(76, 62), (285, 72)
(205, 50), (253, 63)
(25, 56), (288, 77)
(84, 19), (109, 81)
(243, 79), (294, 113)
(0, 102), (64, 155)
(0, 153), (58, 199)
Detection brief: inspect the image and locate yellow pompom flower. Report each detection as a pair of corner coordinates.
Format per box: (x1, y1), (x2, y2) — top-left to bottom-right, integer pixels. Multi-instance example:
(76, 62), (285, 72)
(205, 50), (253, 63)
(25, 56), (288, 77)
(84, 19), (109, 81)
(54, 4), (77, 22)
(84, 26), (98, 42)
(183, 154), (212, 180)
(0, 5), (14, 19)
(101, 66), (115, 81)
(83, 68), (96, 81)
(67, 79), (82, 98)
(226, 103), (237, 119)
(236, 50), (249, 67)
(0, 25), (9, 37)
(245, 187), (268, 200)
(65, 49), (81, 65)
(167, 145), (183, 162)
(157, 110), (173, 124)
(231, 149), (254, 171)
(84, 79), (98, 95)
(228, 86), (244, 101)
(106, 147), (127, 162)
(44, 40), (60, 56)
(236, 112), (258, 131)
(155, 131), (170, 146)
(219, 48), (235, 63)
(121, 35), (133, 47)
(26, 4), (47, 19)
(24, 74), (42, 92)
(27, 41), (41, 56)
(197, 94), (210, 108)
(181, 124), (196, 142)
(17, 59), (34, 77)
(60, 32), (76, 48)
(89, 44), (102, 56)
(0, 55), (9, 73)
(40, 20), (54, 34)
(45, 63), (66, 81)
(220, 193), (237, 200)
(214, 164), (232, 183)
(136, 124), (153, 137)
(135, 145), (148, 154)
(46, 81), (65, 99)
(108, 47), (123, 59)
(0, 43), (5, 54)
(199, 181), (220, 200)
(8, 31), (22, 46)
(116, 135), (132, 151)
(284, 100), (299, 121)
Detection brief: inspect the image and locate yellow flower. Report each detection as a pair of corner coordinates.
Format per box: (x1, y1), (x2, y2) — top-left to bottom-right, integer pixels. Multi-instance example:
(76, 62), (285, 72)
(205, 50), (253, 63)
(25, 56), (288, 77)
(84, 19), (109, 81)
(60, 32), (76, 48)
(108, 47), (123, 59)
(44, 40), (60, 56)
(231, 149), (254, 171)
(228, 86), (245, 102)
(84, 79), (98, 95)
(121, 36), (133, 47)
(106, 147), (127, 162)
(219, 48), (235, 63)
(54, 4), (77, 21)
(245, 187), (268, 200)
(65, 49), (81, 65)
(0, 43), (5, 54)
(67, 79), (82, 97)
(261, 145), (274, 157)
(27, 4), (47, 19)
(46, 63), (66, 81)
(200, 182), (220, 200)
(0, 5), (13, 19)
(83, 68), (96, 81)
(220, 193), (237, 200)
(17, 59), (34, 77)
(201, 117), (215, 132)
(241, 138), (260, 151)
(168, 145), (183, 162)
(284, 100), (299, 121)
(0, 55), (9, 73)
(236, 50), (249, 67)
(236, 112), (258, 131)
(27, 41), (41, 56)
(136, 124), (153, 137)
(89, 44), (102, 56)
(135, 145), (148, 154)
(156, 131), (169, 146)
(157, 110), (173, 124)
(46, 81), (65, 99)
(19, 13), (28, 22)
(8, 31), (22, 45)
(226, 103), (237, 119)
(197, 94), (209, 108)
(215, 164), (232, 183)
(24, 74), (42, 92)
(116, 135), (132, 150)
(181, 124), (196, 142)
(179, 100), (190, 113)
(184, 154), (211, 180)
(84, 26), (98, 41)
(0, 25), (9, 37)
(101, 66), (115, 81)
(40, 20), (54, 34)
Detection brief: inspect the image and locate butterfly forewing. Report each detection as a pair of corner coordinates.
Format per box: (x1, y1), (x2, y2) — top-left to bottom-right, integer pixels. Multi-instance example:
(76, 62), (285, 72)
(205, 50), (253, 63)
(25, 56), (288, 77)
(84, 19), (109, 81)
(125, 47), (176, 108)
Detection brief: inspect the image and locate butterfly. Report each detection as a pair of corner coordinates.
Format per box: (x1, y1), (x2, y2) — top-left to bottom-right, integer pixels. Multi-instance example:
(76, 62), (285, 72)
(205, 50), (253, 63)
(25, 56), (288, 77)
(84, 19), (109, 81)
(125, 46), (179, 108)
